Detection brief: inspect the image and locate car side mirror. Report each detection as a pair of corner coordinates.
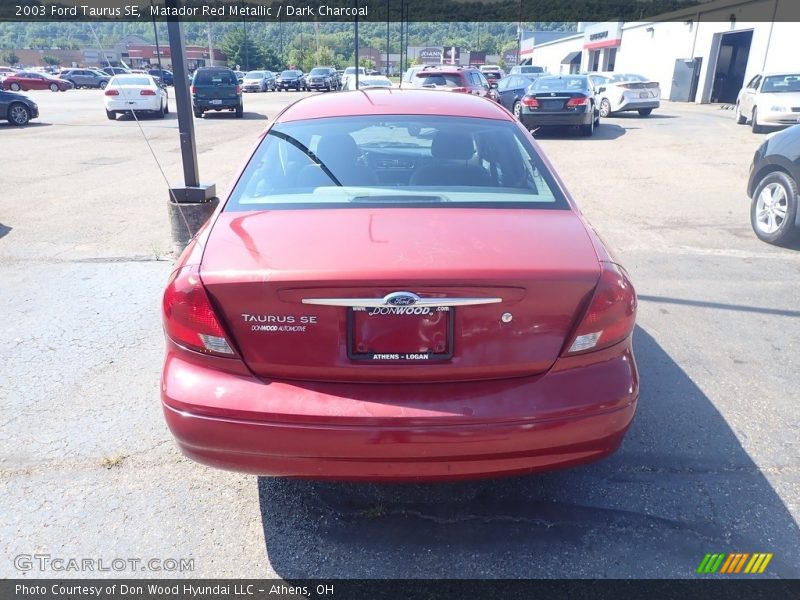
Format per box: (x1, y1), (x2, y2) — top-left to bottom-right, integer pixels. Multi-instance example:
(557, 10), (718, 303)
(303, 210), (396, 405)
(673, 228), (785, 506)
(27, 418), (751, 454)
(598, 86), (606, 93)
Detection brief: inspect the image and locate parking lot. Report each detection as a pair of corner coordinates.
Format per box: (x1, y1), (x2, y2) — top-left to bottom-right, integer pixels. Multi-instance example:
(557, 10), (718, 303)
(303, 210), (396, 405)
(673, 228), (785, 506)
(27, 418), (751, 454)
(1, 88), (798, 579)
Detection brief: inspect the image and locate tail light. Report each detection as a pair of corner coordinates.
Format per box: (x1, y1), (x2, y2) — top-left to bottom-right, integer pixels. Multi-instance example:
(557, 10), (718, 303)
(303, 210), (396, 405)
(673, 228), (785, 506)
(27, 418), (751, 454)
(235, 85), (242, 94)
(104, 89), (119, 96)
(163, 265), (236, 357)
(566, 97), (589, 107)
(618, 83), (634, 89)
(190, 85), (196, 94)
(563, 263), (636, 356)
(645, 82), (659, 88)
(521, 96), (539, 108)
(140, 89), (156, 96)
(450, 87), (468, 93)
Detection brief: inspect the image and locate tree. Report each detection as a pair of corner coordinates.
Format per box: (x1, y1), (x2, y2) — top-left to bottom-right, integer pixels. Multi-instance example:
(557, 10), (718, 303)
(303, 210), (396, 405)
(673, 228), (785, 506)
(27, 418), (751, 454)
(1, 51), (19, 66)
(219, 28), (264, 71)
(359, 58), (375, 71)
(314, 46), (335, 68)
(42, 55), (62, 67)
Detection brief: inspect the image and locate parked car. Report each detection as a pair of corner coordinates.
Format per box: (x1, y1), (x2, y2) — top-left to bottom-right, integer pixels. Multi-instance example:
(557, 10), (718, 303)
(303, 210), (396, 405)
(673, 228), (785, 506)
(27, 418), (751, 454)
(276, 69), (306, 91)
(412, 65), (490, 96)
(190, 67), (242, 118)
(160, 89), (639, 481)
(342, 75), (393, 91)
(399, 66), (424, 89)
(479, 65), (504, 84)
(0, 89), (38, 126)
(242, 70), (276, 92)
(101, 66), (130, 76)
(340, 66), (366, 89)
(746, 123), (800, 245)
(103, 74), (169, 120)
(0, 66), (17, 81)
(148, 68), (174, 86)
(509, 65), (546, 75)
(518, 74), (599, 136)
(735, 72), (800, 134)
(2, 71), (73, 92)
(306, 67), (338, 91)
(59, 68), (111, 89)
(233, 71), (246, 84)
(492, 73), (547, 117)
(588, 72), (660, 117)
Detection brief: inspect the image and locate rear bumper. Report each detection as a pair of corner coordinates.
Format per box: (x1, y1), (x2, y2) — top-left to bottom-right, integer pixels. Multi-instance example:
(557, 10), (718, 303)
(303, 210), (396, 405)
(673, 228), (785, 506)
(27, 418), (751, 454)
(615, 99), (660, 112)
(162, 340), (639, 481)
(105, 97), (161, 112)
(520, 110), (593, 128)
(193, 98), (240, 110)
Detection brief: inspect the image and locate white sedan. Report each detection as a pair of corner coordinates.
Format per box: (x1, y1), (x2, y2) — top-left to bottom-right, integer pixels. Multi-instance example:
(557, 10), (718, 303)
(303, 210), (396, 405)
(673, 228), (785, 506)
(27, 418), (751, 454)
(735, 72), (800, 133)
(588, 72), (661, 117)
(342, 75), (393, 91)
(103, 74), (169, 120)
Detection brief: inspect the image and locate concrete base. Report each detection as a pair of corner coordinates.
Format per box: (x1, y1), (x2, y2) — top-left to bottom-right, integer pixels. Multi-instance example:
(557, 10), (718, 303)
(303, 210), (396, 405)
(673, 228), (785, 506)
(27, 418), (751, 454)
(168, 196), (220, 254)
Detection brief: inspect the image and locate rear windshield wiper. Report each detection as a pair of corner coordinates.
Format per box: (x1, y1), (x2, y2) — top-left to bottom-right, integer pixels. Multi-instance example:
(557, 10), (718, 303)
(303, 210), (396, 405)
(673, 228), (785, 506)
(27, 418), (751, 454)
(267, 130), (342, 187)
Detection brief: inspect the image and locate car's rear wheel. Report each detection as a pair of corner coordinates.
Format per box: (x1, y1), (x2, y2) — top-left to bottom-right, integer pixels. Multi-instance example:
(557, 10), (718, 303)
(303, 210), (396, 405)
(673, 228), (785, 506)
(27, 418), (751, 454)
(599, 98), (611, 118)
(235, 105), (243, 118)
(735, 102), (746, 124)
(158, 101), (166, 119)
(751, 171), (799, 246)
(105, 109), (116, 121)
(751, 107), (765, 133)
(580, 118), (594, 137)
(8, 102), (30, 126)
(49, 83), (59, 92)
(193, 108), (203, 118)
(9, 82), (20, 91)
(512, 101), (522, 119)
(99, 80), (107, 90)
(638, 108), (652, 117)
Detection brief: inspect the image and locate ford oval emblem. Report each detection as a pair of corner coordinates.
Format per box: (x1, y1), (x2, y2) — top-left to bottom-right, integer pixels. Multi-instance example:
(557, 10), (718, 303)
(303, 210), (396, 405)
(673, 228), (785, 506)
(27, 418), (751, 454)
(384, 291), (420, 306)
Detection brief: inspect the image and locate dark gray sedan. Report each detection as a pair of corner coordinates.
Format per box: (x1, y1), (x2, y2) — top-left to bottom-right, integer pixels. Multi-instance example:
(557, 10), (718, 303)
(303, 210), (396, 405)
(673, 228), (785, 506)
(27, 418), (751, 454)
(0, 90), (38, 126)
(518, 74), (599, 137)
(491, 73), (545, 118)
(747, 123), (800, 245)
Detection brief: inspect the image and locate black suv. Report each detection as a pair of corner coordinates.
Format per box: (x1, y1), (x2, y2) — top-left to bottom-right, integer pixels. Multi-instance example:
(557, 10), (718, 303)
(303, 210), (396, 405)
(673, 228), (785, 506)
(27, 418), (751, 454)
(412, 65), (490, 97)
(276, 70), (306, 91)
(306, 67), (338, 91)
(190, 67), (243, 118)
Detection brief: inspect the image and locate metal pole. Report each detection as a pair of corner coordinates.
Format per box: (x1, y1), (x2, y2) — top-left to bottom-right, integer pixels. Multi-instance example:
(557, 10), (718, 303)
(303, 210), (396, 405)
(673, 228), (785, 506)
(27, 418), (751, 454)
(385, 0), (390, 76)
(399, 0), (404, 74)
(242, 1), (249, 70)
(150, 1), (164, 76)
(354, 0), (359, 88)
(207, 22), (213, 67)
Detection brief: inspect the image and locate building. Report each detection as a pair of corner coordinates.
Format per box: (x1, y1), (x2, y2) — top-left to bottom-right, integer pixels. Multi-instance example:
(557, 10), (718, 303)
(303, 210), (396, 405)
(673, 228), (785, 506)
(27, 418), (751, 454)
(124, 44), (226, 71)
(528, 0), (800, 104)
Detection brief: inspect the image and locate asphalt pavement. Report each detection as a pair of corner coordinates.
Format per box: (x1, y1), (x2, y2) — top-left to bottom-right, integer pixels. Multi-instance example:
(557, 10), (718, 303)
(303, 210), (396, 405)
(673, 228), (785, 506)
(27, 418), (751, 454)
(0, 88), (797, 579)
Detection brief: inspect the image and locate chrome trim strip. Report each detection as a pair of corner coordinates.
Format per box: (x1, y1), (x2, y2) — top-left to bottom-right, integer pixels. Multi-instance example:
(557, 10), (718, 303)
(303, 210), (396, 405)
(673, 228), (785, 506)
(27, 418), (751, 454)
(302, 297), (502, 308)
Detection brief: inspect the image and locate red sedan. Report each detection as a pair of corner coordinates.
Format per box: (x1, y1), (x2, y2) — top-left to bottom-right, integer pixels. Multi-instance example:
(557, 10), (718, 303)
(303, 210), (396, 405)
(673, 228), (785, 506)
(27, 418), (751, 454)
(2, 71), (73, 92)
(161, 90), (639, 481)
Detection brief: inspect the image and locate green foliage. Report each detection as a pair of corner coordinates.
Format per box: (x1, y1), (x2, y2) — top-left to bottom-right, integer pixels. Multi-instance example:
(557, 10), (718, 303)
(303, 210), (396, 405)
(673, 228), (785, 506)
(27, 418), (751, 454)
(359, 57), (375, 70)
(41, 55), (61, 66)
(1, 50), (18, 65)
(219, 27), (264, 71)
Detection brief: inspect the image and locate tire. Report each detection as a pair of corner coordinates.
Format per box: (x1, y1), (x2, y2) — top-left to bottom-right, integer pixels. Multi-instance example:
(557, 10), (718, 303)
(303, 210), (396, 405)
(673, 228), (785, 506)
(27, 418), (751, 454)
(512, 101), (522, 119)
(235, 104), (243, 118)
(9, 82), (20, 91)
(99, 80), (107, 90)
(193, 108), (203, 118)
(599, 98), (611, 118)
(8, 102), (30, 126)
(49, 83), (59, 92)
(751, 107), (766, 133)
(735, 102), (746, 124)
(580, 118), (594, 137)
(750, 171), (800, 246)
(158, 101), (166, 119)
(164, 100), (169, 114)
(105, 109), (116, 121)
(638, 108), (652, 117)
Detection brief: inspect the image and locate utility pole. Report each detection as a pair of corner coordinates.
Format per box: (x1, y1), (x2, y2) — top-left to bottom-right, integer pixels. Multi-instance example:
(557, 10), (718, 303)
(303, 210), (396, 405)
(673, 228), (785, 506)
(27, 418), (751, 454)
(150, 0), (165, 76)
(242, 0), (249, 70)
(399, 0), (404, 74)
(165, 0), (217, 251)
(385, 0), (390, 76)
(207, 22), (213, 67)
(354, 0), (360, 88)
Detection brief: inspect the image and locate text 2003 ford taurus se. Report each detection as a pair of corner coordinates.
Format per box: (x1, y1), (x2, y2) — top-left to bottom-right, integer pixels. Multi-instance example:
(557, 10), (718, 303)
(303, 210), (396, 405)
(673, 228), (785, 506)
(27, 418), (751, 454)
(161, 90), (639, 481)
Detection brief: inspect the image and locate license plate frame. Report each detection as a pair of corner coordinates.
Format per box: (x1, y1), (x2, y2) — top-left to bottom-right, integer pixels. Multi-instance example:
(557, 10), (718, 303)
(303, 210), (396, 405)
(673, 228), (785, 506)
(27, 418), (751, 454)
(639, 91), (650, 98)
(210, 99), (223, 105)
(347, 306), (454, 362)
(542, 100), (564, 110)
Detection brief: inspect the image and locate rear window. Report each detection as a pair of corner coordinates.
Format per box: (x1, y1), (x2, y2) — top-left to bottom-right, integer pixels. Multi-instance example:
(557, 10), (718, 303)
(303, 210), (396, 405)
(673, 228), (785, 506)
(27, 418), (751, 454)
(414, 73), (464, 88)
(225, 115), (567, 210)
(611, 73), (648, 82)
(111, 76), (151, 86)
(193, 70), (236, 85)
(532, 76), (588, 91)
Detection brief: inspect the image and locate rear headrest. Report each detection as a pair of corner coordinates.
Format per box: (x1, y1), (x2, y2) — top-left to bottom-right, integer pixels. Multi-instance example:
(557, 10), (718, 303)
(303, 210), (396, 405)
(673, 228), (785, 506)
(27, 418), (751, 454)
(316, 134), (359, 163)
(431, 131), (475, 161)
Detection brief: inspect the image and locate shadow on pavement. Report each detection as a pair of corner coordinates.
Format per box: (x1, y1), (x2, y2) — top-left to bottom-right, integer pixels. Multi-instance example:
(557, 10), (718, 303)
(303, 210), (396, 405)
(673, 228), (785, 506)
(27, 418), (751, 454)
(533, 123), (627, 141)
(0, 223), (11, 239)
(199, 112), (267, 120)
(258, 326), (799, 578)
